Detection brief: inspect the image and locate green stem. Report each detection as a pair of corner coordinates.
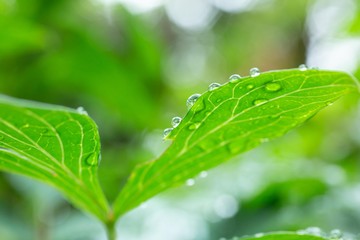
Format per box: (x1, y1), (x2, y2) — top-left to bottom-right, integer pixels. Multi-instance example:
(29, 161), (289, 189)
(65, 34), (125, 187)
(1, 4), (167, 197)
(105, 220), (116, 240)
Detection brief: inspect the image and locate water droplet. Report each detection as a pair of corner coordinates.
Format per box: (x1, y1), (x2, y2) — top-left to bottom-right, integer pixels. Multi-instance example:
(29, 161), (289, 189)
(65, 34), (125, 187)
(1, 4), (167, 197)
(188, 122), (201, 130)
(250, 68), (260, 77)
(76, 106), (88, 115)
(200, 171), (208, 178)
(253, 99), (268, 106)
(246, 84), (254, 90)
(163, 128), (173, 138)
(208, 83), (221, 91)
(171, 117), (182, 128)
(269, 114), (280, 120)
(304, 227), (324, 237)
(326, 101), (333, 106)
(186, 93), (201, 109)
(186, 178), (195, 186)
(85, 153), (99, 166)
(329, 229), (343, 239)
(229, 74), (241, 83)
(255, 233), (264, 238)
(265, 82), (281, 92)
(298, 64), (308, 71)
(41, 129), (48, 134)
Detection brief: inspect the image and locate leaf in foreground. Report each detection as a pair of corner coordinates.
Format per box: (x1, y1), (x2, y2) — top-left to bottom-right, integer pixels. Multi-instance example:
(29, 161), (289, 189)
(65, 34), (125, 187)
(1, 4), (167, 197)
(0, 96), (109, 221)
(113, 69), (359, 218)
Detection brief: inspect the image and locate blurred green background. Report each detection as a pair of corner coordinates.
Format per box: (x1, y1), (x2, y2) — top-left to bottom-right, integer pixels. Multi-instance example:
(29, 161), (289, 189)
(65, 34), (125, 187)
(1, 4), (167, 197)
(1, 0), (360, 239)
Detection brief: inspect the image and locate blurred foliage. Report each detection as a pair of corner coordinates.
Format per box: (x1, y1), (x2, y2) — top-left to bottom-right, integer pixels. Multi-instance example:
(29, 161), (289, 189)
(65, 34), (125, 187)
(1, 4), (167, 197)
(0, 0), (360, 239)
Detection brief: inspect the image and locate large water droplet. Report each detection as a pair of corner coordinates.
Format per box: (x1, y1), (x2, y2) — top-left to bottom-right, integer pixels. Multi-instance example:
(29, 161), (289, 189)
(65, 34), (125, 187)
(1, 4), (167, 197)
(253, 99), (268, 106)
(171, 117), (182, 128)
(208, 83), (221, 91)
(265, 82), (281, 92)
(229, 74), (241, 83)
(85, 153), (99, 166)
(76, 106), (88, 115)
(163, 128), (173, 138)
(298, 64), (308, 71)
(250, 68), (260, 77)
(186, 93), (201, 109)
(186, 178), (195, 186)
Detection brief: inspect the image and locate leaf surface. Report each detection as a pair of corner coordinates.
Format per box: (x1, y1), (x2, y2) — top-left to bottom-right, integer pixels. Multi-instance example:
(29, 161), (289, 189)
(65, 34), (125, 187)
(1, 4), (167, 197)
(113, 69), (359, 218)
(0, 96), (109, 221)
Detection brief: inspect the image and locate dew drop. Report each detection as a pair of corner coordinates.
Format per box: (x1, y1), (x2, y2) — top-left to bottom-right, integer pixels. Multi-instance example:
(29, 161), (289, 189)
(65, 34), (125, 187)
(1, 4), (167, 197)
(208, 83), (221, 91)
(250, 68), (260, 77)
(163, 128), (173, 138)
(186, 178), (195, 186)
(255, 233), (264, 238)
(253, 99), (268, 106)
(76, 106), (88, 115)
(188, 122), (201, 130)
(304, 227), (324, 237)
(200, 171), (208, 178)
(246, 84), (254, 90)
(326, 101), (333, 106)
(229, 74), (241, 83)
(298, 64), (308, 71)
(265, 82), (281, 92)
(85, 153), (99, 166)
(329, 229), (342, 239)
(186, 93), (201, 109)
(171, 117), (182, 128)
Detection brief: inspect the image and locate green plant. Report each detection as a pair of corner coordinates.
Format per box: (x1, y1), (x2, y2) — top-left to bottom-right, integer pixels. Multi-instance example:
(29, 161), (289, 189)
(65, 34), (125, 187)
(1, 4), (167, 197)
(0, 67), (359, 240)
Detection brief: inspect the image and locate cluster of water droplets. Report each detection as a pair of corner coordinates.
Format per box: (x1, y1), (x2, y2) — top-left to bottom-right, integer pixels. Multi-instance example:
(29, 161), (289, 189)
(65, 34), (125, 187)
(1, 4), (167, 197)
(297, 227), (357, 240)
(163, 116), (183, 138)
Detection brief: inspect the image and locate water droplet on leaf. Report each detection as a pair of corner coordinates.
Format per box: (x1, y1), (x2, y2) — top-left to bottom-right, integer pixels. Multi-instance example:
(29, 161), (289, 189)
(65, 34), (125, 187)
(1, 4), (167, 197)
(188, 123), (201, 130)
(186, 93), (201, 109)
(186, 178), (195, 186)
(163, 128), (173, 138)
(329, 229), (342, 239)
(171, 117), (182, 128)
(255, 233), (264, 238)
(253, 99), (268, 106)
(200, 171), (208, 178)
(76, 106), (88, 115)
(246, 84), (254, 90)
(208, 83), (221, 91)
(265, 82), (281, 92)
(229, 74), (241, 83)
(298, 64), (308, 71)
(85, 153), (99, 166)
(250, 68), (260, 77)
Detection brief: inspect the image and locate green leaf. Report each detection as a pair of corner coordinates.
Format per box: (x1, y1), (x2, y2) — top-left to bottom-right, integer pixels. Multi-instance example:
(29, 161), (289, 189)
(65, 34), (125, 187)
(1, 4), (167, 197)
(0, 95), (109, 222)
(113, 69), (359, 218)
(232, 232), (325, 240)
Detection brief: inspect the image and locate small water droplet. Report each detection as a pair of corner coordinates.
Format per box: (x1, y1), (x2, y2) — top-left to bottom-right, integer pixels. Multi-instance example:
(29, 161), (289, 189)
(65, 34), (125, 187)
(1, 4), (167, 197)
(329, 229), (343, 239)
(77, 106), (88, 115)
(246, 84), (254, 90)
(208, 83), (221, 91)
(229, 74), (241, 83)
(265, 82), (281, 92)
(253, 99), (268, 106)
(188, 122), (201, 130)
(171, 117), (182, 128)
(326, 101), (333, 106)
(269, 114), (280, 120)
(85, 153), (99, 166)
(186, 93), (201, 109)
(200, 171), (208, 178)
(255, 233), (264, 238)
(250, 68), (260, 77)
(41, 128), (48, 134)
(186, 178), (195, 186)
(163, 128), (173, 138)
(298, 64), (308, 71)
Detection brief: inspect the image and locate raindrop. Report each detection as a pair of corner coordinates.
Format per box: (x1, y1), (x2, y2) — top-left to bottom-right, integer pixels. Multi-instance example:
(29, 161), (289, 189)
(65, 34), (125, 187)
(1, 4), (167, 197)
(171, 117), (182, 128)
(250, 68), (260, 77)
(76, 106), (88, 115)
(186, 178), (195, 186)
(188, 122), (201, 130)
(200, 171), (208, 178)
(163, 128), (173, 138)
(208, 83), (221, 91)
(326, 101), (333, 106)
(186, 93), (201, 109)
(265, 82), (281, 92)
(246, 84), (254, 90)
(329, 229), (343, 239)
(255, 233), (264, 238)
(298, 64), (308, 71)
(229, 74), (241, 83)
(85, 153), (99, 166)
(253, 99), (268, 106)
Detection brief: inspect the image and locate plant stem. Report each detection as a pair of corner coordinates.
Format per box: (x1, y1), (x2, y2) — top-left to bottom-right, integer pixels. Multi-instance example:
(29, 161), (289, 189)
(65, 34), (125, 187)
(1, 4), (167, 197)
(105, 220), (116, 240)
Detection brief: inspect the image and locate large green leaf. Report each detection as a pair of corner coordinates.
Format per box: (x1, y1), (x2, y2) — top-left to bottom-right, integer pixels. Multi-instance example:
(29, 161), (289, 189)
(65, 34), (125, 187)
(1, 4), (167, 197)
(113, 69), (359, 218)
(0, 95), (109, 222)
